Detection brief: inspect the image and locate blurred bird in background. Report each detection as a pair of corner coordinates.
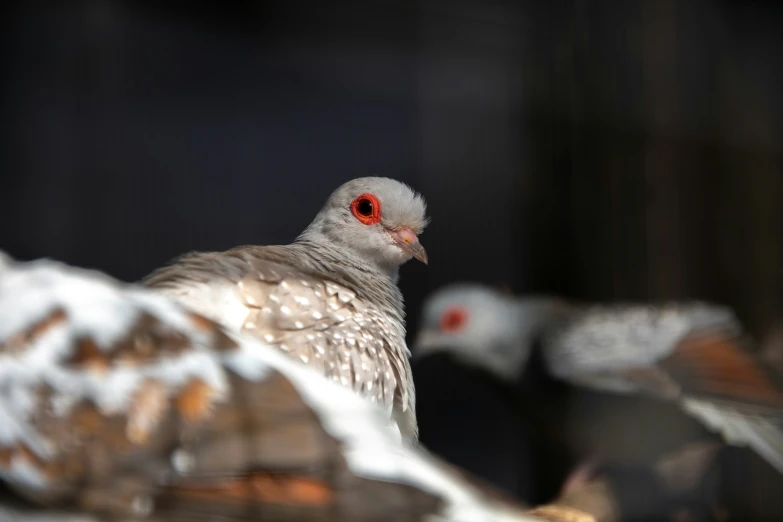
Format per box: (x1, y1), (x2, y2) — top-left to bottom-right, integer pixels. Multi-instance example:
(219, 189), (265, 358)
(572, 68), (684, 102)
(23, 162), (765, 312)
(413, 283), (783, 521)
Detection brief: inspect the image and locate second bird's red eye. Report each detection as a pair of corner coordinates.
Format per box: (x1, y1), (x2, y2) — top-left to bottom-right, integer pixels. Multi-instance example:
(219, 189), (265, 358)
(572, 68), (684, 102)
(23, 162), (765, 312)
(440, 306), (469, 333)
(350, 193), (381, 225)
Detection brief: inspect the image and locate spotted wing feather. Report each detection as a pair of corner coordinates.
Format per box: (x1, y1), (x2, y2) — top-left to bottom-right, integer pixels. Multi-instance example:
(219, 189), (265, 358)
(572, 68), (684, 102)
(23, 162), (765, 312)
(145, 251), (416, 441)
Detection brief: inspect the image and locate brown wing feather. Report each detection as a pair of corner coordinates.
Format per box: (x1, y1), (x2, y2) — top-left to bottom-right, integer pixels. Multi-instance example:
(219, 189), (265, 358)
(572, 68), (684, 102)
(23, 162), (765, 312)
(0, 307), (438, 520)
(152, 371), (439, 521)
(657, 331), (783, 475)
(659, 330), (783, 409)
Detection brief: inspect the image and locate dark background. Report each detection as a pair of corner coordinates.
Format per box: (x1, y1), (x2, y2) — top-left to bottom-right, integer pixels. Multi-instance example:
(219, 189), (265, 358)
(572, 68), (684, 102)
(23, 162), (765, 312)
(1, 0), (782, 514)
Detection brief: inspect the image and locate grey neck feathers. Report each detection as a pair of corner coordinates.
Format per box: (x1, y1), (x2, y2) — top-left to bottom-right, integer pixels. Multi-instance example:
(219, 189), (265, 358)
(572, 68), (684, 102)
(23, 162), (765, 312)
(289, 234), (405, 322)
(297, 215), (403, 284)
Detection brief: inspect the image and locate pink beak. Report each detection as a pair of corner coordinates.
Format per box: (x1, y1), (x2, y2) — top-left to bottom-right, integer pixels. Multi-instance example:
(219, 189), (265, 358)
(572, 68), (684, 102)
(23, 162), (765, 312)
(390, 227), (428, 265)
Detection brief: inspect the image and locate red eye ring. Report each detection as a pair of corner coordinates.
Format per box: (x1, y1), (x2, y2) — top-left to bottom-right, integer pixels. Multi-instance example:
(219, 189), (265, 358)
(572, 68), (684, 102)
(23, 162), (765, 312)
(439, 306), (469, 333)
(350, 193), (381, 225)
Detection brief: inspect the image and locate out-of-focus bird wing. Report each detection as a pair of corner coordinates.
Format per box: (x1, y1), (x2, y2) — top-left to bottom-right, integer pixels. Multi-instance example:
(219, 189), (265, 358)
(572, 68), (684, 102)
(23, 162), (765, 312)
(659, 329), (783, 474)
(659, 329), (783, 408)
(0, 253), (541, 522)
(542, 302), (783, 474)
(679, 398), (783, 475)
(541, 301), (743, 395)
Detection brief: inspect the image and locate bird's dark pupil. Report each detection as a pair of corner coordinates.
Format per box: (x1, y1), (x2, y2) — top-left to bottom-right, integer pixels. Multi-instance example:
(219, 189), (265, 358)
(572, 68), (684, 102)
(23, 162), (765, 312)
(358, 199), (373, 216)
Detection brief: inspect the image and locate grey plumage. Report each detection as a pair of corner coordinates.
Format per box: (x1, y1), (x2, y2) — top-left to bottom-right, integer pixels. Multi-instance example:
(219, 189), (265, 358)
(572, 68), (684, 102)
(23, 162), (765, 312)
(143, 177), (429, 443)
(414, 283), (783, 475)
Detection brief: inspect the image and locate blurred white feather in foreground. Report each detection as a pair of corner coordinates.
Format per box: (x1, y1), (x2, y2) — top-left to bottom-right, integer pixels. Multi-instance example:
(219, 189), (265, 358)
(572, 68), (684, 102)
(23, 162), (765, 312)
(0, 252), (546, 522)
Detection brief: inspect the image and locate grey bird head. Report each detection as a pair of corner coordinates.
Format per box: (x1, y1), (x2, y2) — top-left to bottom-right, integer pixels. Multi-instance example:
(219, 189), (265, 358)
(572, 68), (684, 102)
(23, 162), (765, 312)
(413, 283), (571, 382)
(297, 177), (429, 279)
